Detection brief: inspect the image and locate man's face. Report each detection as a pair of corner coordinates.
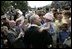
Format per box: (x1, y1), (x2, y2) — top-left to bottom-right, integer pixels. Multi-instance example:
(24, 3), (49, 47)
(35, 16), (41, 25)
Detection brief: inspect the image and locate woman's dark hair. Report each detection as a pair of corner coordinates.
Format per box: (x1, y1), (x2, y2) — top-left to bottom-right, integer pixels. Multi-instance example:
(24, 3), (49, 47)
(53, 12), (58, 19)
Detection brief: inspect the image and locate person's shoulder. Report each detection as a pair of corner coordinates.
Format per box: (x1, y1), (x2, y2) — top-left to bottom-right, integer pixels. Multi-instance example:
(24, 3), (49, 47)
(28, 26), (39, 32)
(25, 26), (37, 31)
(28, 24), (39, 29)
(6, 30), (14, 37)
(41, 30), (49, 35)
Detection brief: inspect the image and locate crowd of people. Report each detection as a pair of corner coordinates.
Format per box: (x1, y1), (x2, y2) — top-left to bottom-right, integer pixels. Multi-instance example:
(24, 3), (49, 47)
(1, 7), (71, 48)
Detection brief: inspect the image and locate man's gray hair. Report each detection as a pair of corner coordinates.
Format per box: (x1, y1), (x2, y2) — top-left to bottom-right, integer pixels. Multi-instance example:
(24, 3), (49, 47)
(29, 15), (36, 23)
(29, 14), (40, 24)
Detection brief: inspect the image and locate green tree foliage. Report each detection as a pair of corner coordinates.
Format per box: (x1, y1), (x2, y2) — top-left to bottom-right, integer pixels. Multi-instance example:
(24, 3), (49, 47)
(51, 1), (71, 10)
(1, 1), (28, 15)
(1, 1), (12, 15)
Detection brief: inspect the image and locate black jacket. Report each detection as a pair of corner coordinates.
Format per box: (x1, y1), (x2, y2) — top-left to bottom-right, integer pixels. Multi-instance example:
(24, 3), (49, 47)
(24, 26), (53, 48)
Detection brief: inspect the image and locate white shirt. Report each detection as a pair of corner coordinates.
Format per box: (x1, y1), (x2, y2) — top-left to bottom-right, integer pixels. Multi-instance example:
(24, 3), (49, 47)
(28, 24), (40, 28)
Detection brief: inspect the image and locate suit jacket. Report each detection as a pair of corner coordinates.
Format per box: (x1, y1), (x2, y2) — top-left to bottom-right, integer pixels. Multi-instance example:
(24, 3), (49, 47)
(24, 26), (53, 48)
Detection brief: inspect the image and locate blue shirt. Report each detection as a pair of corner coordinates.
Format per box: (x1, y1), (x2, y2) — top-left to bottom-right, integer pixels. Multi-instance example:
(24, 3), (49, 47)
(58, 31), (69, 43)
(49, 23), (55, 35)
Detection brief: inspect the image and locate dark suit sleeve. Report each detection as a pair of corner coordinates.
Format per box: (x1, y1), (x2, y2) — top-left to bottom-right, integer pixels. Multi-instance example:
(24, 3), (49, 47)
(24, 26), (39, 48)
(42, 30), (53, 45)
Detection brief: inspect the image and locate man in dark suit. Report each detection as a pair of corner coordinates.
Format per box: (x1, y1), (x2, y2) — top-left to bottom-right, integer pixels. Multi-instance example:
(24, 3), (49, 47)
(24, 14), (53, 48)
